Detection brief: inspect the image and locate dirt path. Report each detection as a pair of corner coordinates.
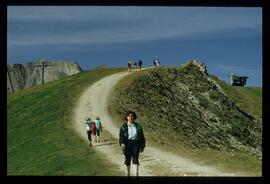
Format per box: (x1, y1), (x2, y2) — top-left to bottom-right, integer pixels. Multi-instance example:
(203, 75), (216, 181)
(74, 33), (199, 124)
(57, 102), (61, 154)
(73, 70), (237, 176)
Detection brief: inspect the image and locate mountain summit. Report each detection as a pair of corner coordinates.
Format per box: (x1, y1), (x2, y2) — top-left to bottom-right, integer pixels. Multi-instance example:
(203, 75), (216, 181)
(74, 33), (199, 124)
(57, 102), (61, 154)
(114, 60), (262, 158)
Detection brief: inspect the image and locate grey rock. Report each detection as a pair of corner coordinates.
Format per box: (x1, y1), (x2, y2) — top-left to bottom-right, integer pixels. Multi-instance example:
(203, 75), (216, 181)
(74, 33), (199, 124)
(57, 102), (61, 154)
(7, 60), (82, 94)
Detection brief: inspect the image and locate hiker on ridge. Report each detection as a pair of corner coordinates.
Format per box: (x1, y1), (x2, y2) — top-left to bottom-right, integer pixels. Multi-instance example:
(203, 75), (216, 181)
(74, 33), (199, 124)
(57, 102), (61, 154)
(134, 62), (138, 72)
(154, 59), (160, 66)
(138, 60), (143, 71)
(119, 111), (145, 176)
(153, 59), (156, 67)
(127, 59), (132, 73)
(157, 59), (160, 66)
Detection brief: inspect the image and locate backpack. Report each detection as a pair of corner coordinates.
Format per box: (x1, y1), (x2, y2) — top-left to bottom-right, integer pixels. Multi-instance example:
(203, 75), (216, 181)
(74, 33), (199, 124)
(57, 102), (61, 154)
(87, 121), (96, 132)
(95, 120), (101, 130)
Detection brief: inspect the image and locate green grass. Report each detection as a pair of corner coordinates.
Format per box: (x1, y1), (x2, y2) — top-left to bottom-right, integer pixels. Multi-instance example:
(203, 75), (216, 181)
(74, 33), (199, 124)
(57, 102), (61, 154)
(108, 68), (157, 125)
(147, 141), (262, 176)
(210, 75), (262, 120)
(108, 68), (262, 176)
(7, 67), (126, 176)
(8, 66), (261, 176)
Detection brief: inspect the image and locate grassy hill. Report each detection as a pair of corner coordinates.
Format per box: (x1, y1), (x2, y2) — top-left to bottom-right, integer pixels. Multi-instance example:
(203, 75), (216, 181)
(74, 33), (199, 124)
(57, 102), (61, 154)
(210, 75), (262, 121)
(108, 61), (262, 175)
(7, 63), (262, 176)
(7, 67), (126, 176)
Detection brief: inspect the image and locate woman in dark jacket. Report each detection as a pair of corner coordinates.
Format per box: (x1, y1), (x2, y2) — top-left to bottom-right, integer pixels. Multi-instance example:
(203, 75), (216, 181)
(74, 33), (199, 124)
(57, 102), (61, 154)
(119, 111), (145, 176)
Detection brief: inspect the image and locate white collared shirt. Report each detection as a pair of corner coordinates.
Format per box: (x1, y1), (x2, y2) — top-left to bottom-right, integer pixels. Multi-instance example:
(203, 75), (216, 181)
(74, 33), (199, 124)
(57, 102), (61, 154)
(127, 123), (138, 140)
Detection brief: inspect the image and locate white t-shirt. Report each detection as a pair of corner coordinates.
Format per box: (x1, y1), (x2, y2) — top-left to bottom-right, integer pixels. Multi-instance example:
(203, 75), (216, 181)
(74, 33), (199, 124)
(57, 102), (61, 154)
(127, 123), (138, 140)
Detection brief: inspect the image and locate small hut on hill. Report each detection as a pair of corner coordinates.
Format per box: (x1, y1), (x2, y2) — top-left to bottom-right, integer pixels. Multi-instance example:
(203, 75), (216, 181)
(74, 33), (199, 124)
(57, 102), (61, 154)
(229, 73), (249, 86)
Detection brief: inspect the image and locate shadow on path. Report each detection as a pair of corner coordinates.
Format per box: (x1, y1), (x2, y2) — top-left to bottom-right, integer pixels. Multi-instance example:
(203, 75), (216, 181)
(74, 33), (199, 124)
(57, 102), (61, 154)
(94, 141), (118, 147)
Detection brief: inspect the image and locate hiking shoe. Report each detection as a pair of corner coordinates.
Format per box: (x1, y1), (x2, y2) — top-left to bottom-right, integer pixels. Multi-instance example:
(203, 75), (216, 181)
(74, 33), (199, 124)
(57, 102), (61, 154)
(89, 142), (92, 147)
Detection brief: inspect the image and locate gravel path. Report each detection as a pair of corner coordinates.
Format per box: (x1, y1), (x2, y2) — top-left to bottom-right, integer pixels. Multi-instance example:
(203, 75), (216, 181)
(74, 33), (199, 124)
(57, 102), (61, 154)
(73, 70), (237, 176)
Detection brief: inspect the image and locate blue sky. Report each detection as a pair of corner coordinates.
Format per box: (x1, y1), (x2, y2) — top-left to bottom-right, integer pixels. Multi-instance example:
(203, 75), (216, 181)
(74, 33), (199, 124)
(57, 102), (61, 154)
(7, 6), (262, 86)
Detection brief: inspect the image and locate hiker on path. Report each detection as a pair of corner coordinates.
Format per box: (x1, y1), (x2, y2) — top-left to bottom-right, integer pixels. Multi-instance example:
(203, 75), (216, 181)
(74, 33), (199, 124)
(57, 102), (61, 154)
(94, 116), (102, 143)
(127, 59), (132, 73)
(153, 59), (156, 67)
(138, 60), (143, 71)
(84, 117), (96, 147)
(154, 59), (160, 66)
(157, 59), (160, 66)
(119, 111), (145, 176)
(134, 62), (138, 72)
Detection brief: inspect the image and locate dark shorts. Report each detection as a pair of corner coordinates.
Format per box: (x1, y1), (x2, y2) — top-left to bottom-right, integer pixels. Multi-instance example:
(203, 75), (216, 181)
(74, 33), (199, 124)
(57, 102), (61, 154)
(123, 140), (140, 165)
(96, 129), (101, 136)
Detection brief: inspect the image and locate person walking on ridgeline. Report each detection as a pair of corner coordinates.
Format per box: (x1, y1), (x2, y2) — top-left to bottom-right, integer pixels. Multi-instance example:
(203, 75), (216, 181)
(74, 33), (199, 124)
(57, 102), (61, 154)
(84, 117), (96, 147)
(127, 59), (132, 73)
(157, 59), (160, 66)
(133, 62), (137, 72)
(94, 116), (102, 143)
(153, 59), (156, 67)
(154, 59), (160, 66)
(119, 111), (145, 176)
(138, 59), (143, 71)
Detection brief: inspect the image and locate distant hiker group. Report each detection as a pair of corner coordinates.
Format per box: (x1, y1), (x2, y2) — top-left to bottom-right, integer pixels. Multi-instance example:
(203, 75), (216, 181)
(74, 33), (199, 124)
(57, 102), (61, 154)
(127, 58), (161, 73)
(84, 116), (103, 146)
(127, 59), (143, 73)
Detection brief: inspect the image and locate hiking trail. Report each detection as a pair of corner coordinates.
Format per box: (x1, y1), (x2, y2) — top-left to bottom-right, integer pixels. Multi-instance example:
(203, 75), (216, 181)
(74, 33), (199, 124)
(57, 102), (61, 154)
(73, 70), (237, 176)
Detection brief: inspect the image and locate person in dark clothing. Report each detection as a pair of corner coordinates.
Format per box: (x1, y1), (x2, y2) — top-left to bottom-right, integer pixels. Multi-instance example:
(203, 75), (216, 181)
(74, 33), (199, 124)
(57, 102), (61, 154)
(134, 62), (138, 72)
(138, 60), (143, 71)
(85, 117), (96, 147)
(127, 59), (132, 73)
(153, 59), (156, 67)
(157, 59), (160, 66)
(119, 111), (145, 176)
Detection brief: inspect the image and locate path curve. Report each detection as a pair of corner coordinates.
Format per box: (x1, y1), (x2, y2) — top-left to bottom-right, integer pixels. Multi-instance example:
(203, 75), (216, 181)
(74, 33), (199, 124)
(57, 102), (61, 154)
(73, 70), (237, 176)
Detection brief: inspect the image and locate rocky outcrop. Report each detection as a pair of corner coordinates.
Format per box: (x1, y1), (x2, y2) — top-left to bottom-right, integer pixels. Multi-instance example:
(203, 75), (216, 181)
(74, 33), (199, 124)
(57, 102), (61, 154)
(7, 60), (82, 94)
(114, 60), (262, 158)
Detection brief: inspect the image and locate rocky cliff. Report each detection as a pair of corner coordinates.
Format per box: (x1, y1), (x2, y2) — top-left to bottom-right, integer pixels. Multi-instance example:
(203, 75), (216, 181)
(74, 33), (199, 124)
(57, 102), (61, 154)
(113, 60), (262, 158)
(7, 60), (82, 94)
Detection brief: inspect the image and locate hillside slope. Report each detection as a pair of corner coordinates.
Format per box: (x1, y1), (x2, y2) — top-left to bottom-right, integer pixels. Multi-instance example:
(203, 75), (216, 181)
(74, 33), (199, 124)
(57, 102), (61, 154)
(7, 68), (125, 175)
(112, 60), (262, 158)
(73, 69), (241, 176)
(211, 75), (262, 121)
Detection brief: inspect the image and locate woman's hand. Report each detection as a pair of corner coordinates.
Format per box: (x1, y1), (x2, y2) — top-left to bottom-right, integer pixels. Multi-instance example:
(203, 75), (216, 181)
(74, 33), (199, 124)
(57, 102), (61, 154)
(121, 143), (126, 154)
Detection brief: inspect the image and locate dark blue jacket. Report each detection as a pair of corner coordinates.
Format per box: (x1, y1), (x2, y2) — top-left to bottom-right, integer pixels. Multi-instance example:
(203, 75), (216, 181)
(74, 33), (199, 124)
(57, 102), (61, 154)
(119, 122), (145, 149)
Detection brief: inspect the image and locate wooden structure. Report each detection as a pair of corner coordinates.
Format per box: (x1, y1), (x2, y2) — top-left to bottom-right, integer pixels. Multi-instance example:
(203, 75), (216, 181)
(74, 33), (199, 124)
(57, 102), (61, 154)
(33, 60), (53, 84)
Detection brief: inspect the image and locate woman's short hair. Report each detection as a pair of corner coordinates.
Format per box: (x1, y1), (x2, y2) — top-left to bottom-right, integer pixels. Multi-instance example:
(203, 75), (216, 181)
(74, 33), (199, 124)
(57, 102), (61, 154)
(124, 110), (137, 121)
